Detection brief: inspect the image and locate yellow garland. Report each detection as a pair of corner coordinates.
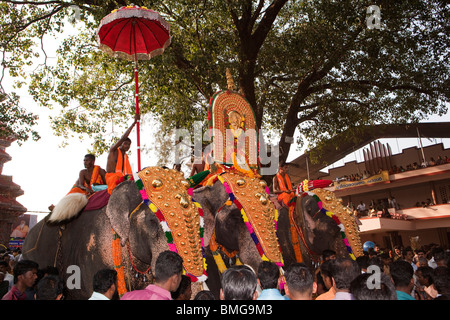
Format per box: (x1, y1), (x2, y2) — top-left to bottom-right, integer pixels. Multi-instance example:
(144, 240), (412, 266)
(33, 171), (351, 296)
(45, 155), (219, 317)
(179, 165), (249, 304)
(302, 179), (309, 191)
(212, 252), (227, 274)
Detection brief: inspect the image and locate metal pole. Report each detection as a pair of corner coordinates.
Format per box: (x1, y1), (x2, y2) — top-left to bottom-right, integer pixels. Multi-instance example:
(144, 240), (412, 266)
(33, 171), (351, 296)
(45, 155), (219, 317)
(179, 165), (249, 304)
(133, 21), (141, 172)
(306, 155), (310, 180)
(416, 127), (426, 166)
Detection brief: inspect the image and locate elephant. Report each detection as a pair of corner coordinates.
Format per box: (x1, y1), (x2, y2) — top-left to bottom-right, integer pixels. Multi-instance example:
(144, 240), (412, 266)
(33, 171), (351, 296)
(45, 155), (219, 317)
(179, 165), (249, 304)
(191, 174), (289, 274)
(276, 188), (364, 269)
(22, 167), (217, 300)
(191, 176), (363, 274)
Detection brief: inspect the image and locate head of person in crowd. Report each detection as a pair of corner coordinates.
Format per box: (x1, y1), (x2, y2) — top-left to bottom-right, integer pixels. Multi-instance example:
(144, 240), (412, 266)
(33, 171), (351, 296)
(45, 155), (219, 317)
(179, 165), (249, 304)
(171, 275), (192, 300)
(319, 259), (334, 292)
(350, 273), (397, 300)
(220, 265), (258, 300)
(35, 275), (64, 300)
(416, 266), (434, 288)
(432, 266), (450, 300)
(356, 255), (369, 273)
(154, 250), (184, 293)
(194, 290), (215, 300)
(330, 258), (361, 292)
(284, 263), (316, 300)
(322, 249), (337, 261)
(92, 269), (118, 300)
(390, 260), (415, 299)
(257, 261), (281, 291)
(13, 260), (39, 286)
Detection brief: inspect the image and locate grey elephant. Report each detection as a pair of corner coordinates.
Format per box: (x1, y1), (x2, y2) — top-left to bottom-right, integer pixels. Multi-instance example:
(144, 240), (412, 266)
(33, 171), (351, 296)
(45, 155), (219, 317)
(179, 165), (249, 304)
(192, 176), (363, 273)
(22, 167), (214, 300)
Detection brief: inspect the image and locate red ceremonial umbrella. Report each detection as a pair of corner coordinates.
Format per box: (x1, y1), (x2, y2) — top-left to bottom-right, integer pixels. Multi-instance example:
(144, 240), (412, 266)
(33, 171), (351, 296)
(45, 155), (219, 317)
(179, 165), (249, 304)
(96, 5), (171, 171)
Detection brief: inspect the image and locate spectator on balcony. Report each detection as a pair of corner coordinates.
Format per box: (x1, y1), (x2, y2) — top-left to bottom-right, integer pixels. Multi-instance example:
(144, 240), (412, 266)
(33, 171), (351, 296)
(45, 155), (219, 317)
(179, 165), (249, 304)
(435, 155), (444, 165)
(356, 201), (366, 216)
(388, 197), (399, 210)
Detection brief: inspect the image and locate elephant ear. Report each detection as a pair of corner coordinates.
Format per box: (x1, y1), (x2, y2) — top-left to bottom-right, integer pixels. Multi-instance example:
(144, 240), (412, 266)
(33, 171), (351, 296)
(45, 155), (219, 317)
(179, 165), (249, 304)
(106, 180), (143, 246)
(296, 194), (317, 244)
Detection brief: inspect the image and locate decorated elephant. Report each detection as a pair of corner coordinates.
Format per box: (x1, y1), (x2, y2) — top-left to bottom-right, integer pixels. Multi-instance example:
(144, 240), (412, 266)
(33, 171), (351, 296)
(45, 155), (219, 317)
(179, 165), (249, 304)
(193, 176), (364, 275)
(278, 183), (364, 268)
(22, 167), (212, 300)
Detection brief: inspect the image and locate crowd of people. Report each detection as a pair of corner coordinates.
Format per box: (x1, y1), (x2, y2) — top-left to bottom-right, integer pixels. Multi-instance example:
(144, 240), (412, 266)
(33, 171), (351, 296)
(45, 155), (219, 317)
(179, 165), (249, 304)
(335, 155), (450, 184)
(1, 242), (449, 300)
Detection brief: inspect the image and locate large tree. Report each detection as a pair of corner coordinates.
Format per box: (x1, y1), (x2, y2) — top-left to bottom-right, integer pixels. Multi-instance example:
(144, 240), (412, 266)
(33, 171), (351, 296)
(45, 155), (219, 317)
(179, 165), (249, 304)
(1, 0), (448, 164)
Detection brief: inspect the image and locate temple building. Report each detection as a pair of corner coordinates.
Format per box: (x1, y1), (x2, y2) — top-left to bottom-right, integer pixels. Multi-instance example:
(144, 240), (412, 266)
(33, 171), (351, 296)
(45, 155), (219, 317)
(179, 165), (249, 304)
(0, 135), (27, 247)
(289, 122), (450, 251)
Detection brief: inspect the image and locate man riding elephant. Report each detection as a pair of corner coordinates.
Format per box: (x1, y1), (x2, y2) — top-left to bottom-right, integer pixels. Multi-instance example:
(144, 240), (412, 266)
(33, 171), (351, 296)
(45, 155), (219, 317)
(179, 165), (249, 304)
(105, 113), (140, 195)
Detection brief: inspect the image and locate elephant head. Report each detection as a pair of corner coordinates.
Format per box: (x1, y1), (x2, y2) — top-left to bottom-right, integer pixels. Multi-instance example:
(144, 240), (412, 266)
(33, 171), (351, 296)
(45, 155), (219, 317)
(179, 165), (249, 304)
(105, 167), (208, 286)
(105, 179), (165, 273)
(292, 188), (364, 265)
(193, 172), (284, 273)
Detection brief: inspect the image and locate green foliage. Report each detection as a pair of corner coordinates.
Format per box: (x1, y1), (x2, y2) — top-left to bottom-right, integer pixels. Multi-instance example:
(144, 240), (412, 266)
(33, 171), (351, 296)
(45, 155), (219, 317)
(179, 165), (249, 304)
(0, 0), (448, 164)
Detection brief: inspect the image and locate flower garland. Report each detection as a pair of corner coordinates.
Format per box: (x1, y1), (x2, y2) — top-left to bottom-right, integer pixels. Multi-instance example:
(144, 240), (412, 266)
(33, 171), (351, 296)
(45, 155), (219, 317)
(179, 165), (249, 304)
(112, 229), (127, 297)
(209, 232), (243, 274)
(216, 174), (284, 267)
(135, 178), (208, 282)
(305, 191), (357, 260)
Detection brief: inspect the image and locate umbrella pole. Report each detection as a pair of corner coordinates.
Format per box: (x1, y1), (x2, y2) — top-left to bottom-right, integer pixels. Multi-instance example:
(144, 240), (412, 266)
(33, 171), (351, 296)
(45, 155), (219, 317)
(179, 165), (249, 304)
(134, 54), (141, 172)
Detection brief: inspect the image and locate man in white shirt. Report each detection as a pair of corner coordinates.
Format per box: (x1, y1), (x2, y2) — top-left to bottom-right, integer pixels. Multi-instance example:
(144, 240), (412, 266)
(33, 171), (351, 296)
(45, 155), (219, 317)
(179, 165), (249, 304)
(88, 269), (117, 300)
(356, 202), (366, 215)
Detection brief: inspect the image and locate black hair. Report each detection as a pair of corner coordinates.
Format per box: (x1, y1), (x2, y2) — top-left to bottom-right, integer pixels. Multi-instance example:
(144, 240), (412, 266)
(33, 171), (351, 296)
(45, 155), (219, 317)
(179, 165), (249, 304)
(390, 260), (413, 288)
(194, 290), (216, 300)
(329, 258), (361, 290)
(417, 266), (434, 285)
(350, 273), (397, 300)
(432, 266), (450, 295)
(319, 259), (333, 279)
(35, 275), (64, 300)
(154, 251), (183, 282)
(13, 260), (39, 283)
(84, 154), (96, 161)
(322, 249), (336, 260)
(257, 261), (280, 290)
(92, 269), (117, 294)
(221, 265), (257, 300)
(171, 275), (191, 299)
(284, 263), (314, 296)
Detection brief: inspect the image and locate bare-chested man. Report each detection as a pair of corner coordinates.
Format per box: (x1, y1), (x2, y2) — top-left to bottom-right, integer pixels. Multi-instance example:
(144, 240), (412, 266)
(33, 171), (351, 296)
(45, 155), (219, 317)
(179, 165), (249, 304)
(105, 114), (139, 194)
(68, 154), (107, 196)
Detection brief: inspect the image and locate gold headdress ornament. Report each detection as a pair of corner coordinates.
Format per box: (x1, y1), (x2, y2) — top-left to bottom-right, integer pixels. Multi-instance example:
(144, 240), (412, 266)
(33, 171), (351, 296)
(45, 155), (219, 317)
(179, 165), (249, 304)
(208, 70), (258, 170)
(226, 68), (235, 91)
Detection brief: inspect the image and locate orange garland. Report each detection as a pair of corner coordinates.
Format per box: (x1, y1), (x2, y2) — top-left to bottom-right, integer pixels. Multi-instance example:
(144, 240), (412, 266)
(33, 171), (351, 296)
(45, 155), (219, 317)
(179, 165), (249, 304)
(112, 229), (127, 297)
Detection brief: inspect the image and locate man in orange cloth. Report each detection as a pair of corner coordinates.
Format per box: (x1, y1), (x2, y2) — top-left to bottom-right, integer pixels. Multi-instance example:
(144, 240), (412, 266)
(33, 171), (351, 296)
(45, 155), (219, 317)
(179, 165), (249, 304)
(273, 161), (295, 208)
(68, 154), (107, 196)
(106, 114), (139, 194)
